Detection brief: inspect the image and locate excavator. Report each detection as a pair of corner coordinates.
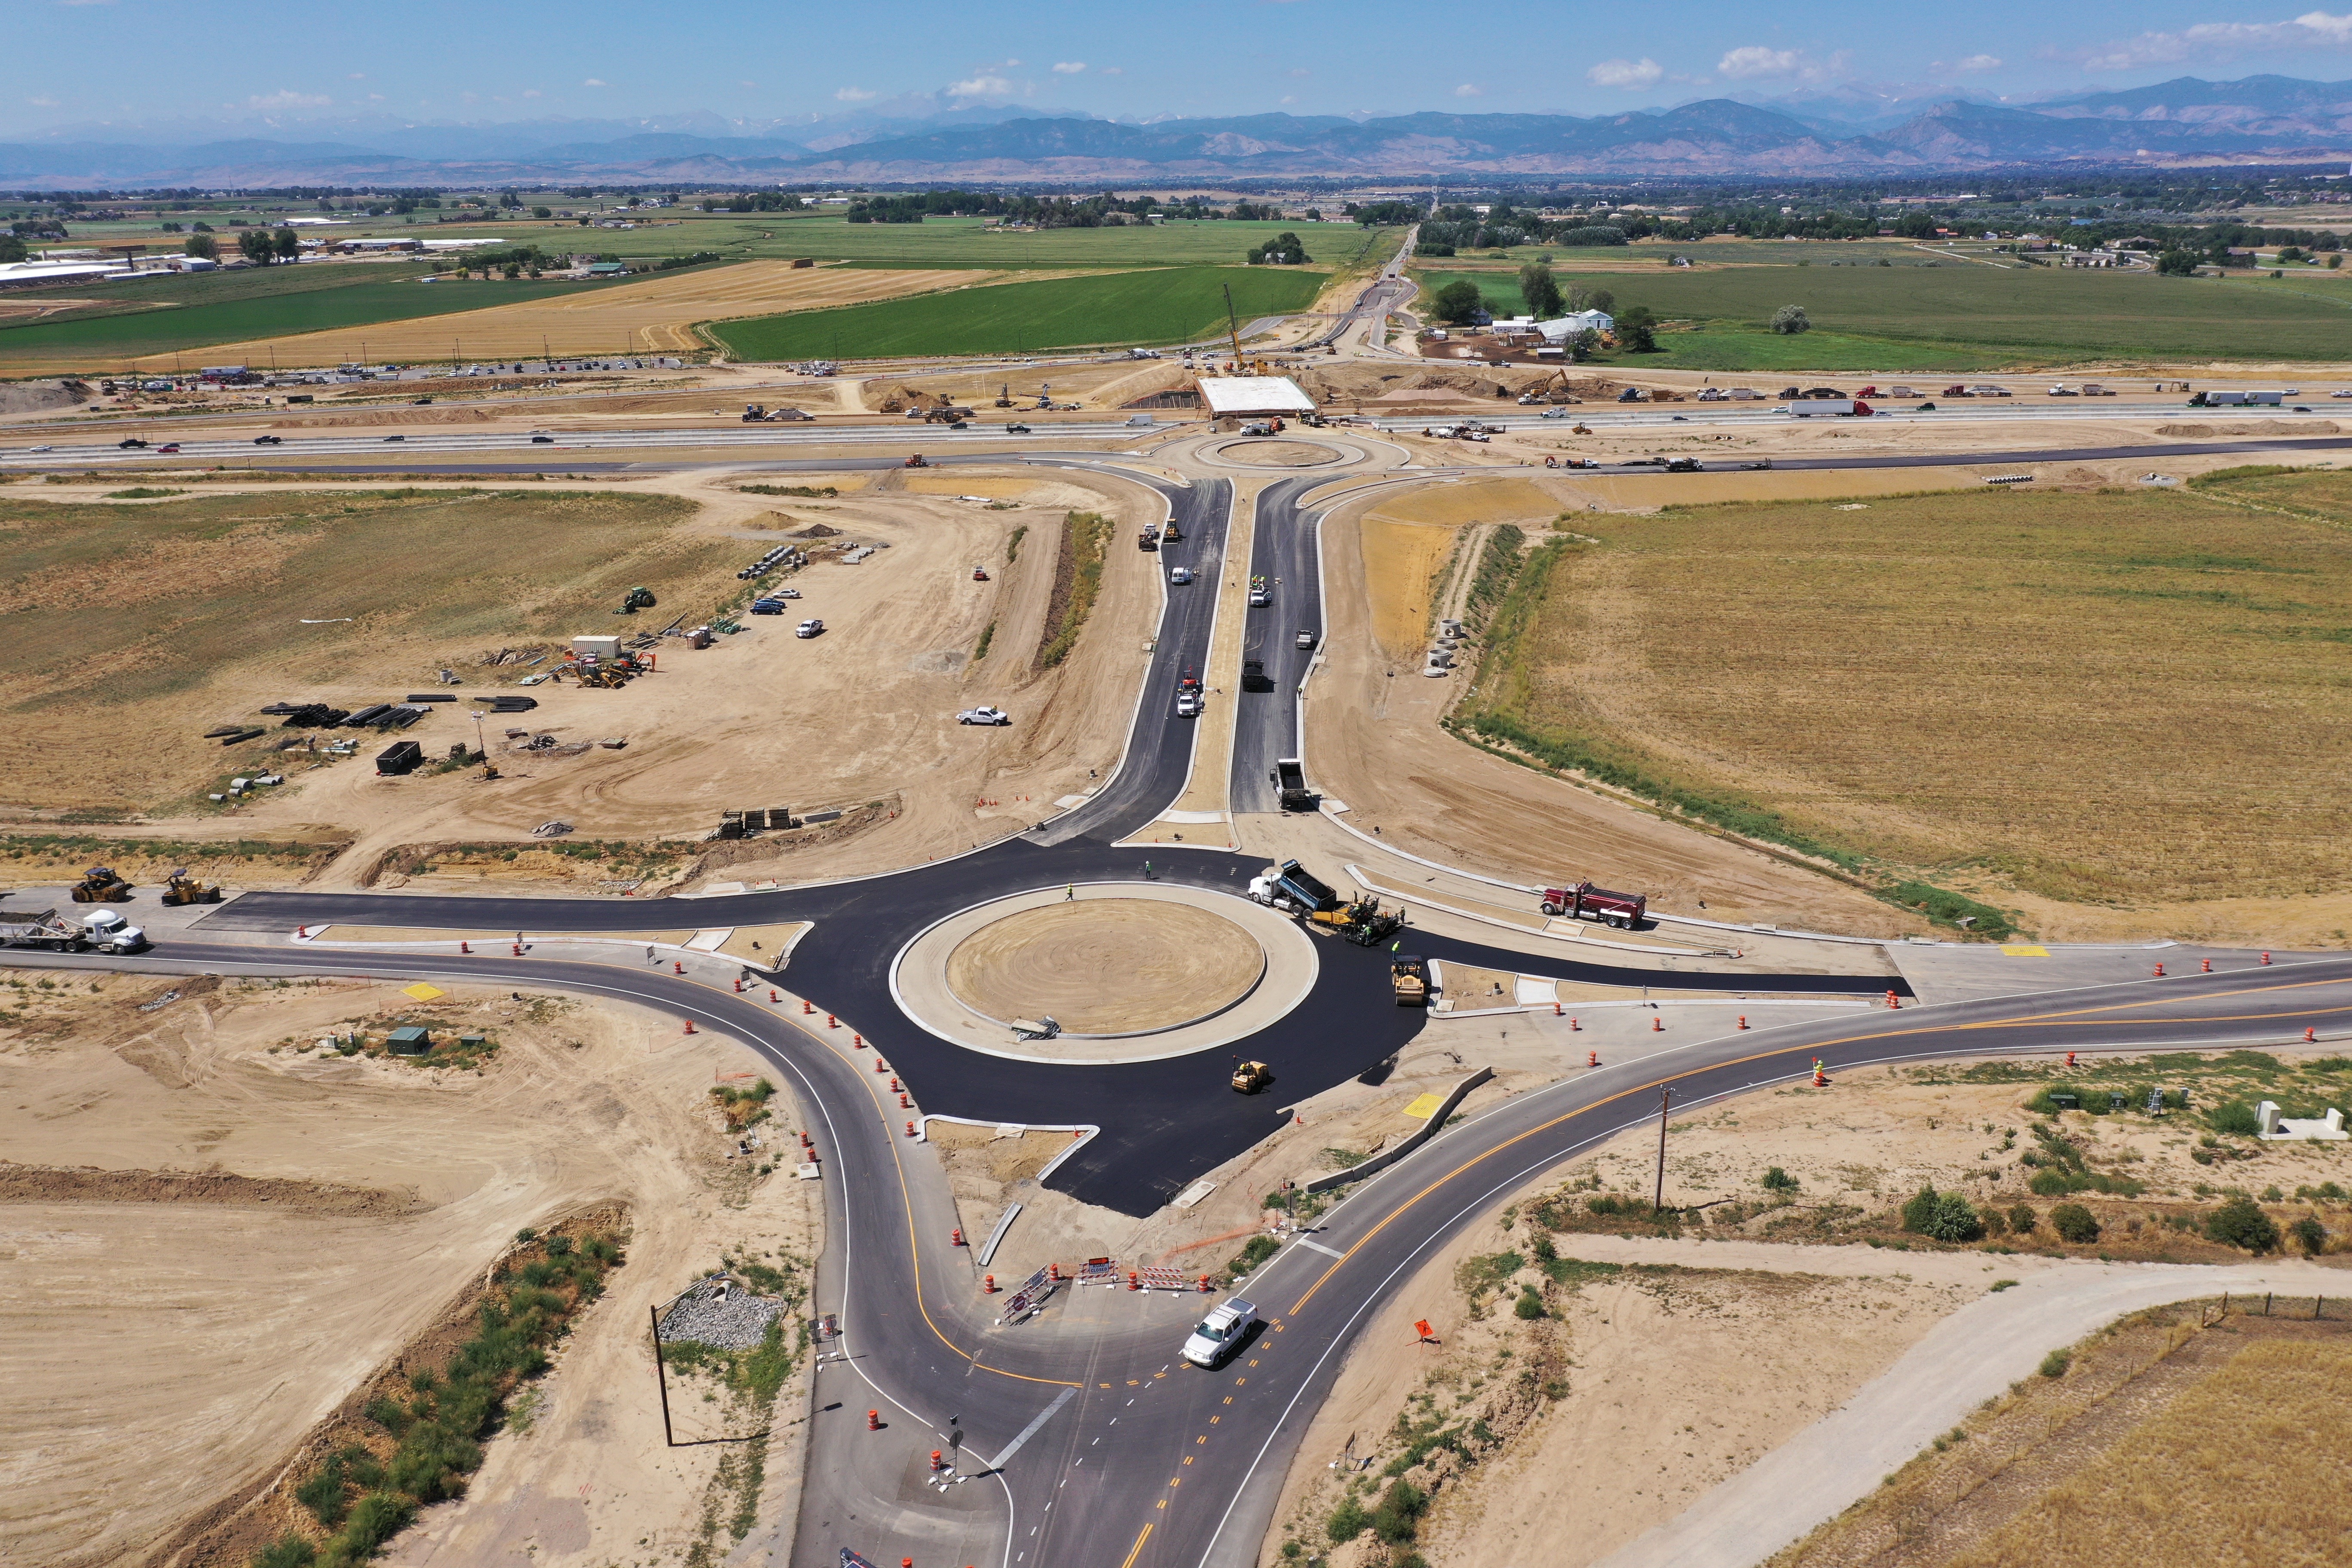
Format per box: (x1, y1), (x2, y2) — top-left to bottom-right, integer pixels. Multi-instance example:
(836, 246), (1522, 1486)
(1516, 368), (1580, 405)
(160, 869), (221, 906)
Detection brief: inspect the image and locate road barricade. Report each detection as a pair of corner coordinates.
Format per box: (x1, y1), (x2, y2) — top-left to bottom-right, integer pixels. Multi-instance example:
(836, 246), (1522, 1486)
(1075, 1258), (1122, 1286)
(1001, 1266), (1057, 1325)
(1135, 1267), (1191, 1292)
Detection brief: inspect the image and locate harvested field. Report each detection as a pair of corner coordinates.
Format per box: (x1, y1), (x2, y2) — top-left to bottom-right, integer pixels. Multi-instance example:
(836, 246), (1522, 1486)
(1358, 478), (1566, 657)
(1461, 477), (2352, 913)
(92, 260), (979, 373)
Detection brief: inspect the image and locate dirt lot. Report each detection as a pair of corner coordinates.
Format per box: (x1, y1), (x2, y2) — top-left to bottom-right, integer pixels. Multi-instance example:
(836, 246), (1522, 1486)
(95, 261), (989, 375)
(0, 968), (820, 1568)
(1256, 1045), (2352, 1568)
(0, 465), (1162, 891)
(1458, 477), (2352, 930)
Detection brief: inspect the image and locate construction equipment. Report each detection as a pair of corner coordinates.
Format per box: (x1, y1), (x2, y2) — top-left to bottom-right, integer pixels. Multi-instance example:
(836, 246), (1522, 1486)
(1516, 368), (1576, 404)
(1137, 524), (1161, 552)
(904, 454), (928, 468)
(994, 383), (1016, 407)
(1250, 858), (1338, 916)
(1538, 880), (1648, 929)
(2, 907), (144, 953)
(617, 585), (657, 615)
(1270, 758), (1315, 812)
(1309, 894), (1403, 946)
(1222, 282), (1245, 367)
(160, 870), (221, 906)
(1231, 1060), (1273, 1094)
(70, 867), (133, 903)
(1161, 514), (1182, 543)
(1391, 955), (1431, 1008)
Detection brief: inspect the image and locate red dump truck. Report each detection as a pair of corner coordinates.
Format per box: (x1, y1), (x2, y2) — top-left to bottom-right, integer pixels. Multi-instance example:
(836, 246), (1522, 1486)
(1538, 881), (1648, 929)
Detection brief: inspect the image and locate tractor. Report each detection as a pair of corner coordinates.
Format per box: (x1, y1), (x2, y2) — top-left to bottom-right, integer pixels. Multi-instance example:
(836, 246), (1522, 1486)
(160, 870), (222, 906)
(617, 585), (657, 615)
(71, 867), (133, 903)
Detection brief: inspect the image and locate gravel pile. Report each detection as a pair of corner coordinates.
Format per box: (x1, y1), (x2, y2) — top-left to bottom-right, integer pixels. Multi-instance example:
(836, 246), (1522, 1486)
(658, 1277), (782, 1350)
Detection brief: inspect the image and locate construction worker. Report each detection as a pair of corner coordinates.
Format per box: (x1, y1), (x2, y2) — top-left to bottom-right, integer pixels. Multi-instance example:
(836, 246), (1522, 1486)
(1064, 883), (1075, 902)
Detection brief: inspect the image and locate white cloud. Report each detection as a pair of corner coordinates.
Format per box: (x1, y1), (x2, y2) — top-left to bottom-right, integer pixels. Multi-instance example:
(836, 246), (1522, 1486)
(368, 92), (384, 101)
(2082, 12), (2352, 70)
(243, 90), (332, 110)
(1288, 67), (1310, 77)
(1280, 95), (1296, 104)
(347, 72), (367, 81)
(948, 74), (1014, 97)
(1586, 57), (1663, 89)
(1052, 61), (1086, 74)
(1717, 45), (1801, 79)
(582, 77), (608, 87)
(1101, 66), (1123, 75)
(29, 94), (58, 107)
(522, 88), (542, 98)
(1955, 53), (2001, 72)
(834, 85), (877, 101)
(1454, 82), (1482, 97)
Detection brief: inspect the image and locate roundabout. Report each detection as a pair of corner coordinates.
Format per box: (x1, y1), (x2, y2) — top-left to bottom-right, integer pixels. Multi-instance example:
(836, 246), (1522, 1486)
(890, 880), (1320, 1062)
(1205, 437), (1351, 467)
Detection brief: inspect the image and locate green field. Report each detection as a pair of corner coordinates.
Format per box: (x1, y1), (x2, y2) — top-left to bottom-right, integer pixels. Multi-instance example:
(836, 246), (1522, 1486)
(1413, 263), (2352, 368)
(711, 265), (1328, 360)
(725, 214), (1399, 271)
(0, 272), (595, 368)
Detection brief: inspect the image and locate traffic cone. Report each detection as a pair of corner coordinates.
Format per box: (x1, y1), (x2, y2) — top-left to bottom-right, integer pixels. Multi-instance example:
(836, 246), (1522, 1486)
(1199, 1274), (1212, 1292)
(983, 1274), (996, 1293)
(511, 943), (522, 956)
(931, 1450), (945, 1473)
(2154, 963), (2166, 977)
(900, 1092), (911, 1108)
(1554, 1001), (1562, 1016)
(2263, 952), (2272, 966)
(2306, 1027), (2319, 1043)
(1651, 1016), (1663, 1032)
(2067, 1051), (2076, 1068)
(952, 1228), (965, 1246)
(890, 1078), (901, 1091)
(828, 1014), (839, 1029)
(1570, 1017), (1580, 1031)
(906, 1121), (917, 1137)
(867, 1409), (880, 1430)
(854, 1033), (864, 1047)
(460, 940), (471, 953)
(733, 978), (744, 993)
(769, 990), (780, 1003)
(802, 1000), (814, 1014)
(1586, 1050), (1599, 1067)
(1738, 1016), (1748, 1030)
(1048, 1262), (1061, 1281)
(876, 1059), (888, 1072)
(1885, 990), (1899, 1010)
(2201, 959), (2212, 973)
(1811, 1058), (1827, 1087)
(1127, 1271), (1139, 1292)
(683, 1018), (700, 1035)
(673, 961), (684, 975)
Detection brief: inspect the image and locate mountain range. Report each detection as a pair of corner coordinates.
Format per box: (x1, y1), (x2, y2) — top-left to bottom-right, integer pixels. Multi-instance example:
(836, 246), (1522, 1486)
(5, 77), (2350, 189)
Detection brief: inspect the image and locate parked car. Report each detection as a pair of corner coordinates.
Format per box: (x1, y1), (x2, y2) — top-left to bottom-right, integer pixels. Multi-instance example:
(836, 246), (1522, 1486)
(957, 706), (1011, 726)
(750, 598), (787, 615)
(795, 619), (824, 639)
(1182, 1298), (1259, 1368)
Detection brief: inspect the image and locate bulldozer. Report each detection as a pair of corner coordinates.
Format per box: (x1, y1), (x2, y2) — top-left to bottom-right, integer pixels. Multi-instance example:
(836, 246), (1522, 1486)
(1231, 1059), (1273, 1094)
(1390, 955), (1430, 1008)
(617, 586), (657, 615)
(159, 869), (221, 906)
(71, 866), (133, 903)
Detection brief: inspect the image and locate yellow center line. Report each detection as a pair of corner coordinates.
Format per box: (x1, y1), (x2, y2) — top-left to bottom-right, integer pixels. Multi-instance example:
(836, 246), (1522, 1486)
(1119, 1523), (1154, 1568)
(1286, 973), (2352, 1317)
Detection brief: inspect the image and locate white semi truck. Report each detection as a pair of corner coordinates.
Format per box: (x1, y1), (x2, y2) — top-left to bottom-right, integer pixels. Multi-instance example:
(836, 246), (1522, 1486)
(0, 907), (148, 953)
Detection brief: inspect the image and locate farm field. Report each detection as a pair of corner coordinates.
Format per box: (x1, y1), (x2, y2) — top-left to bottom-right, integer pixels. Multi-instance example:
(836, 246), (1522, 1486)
(710, 264), (1327, 360)
(0, 271), (593, 374)
(91, 260), (983, 372)
(0, 486), (720, 810)
(1411, 263), (2352, 366)
(1422, 236), (1933, 267)
(731, 213), (1399, 271)
(1459, 472), (2352, 919)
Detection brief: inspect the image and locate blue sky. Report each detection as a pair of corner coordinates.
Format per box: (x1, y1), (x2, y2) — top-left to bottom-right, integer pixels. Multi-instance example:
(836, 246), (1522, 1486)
(12, 0), (2352, 135)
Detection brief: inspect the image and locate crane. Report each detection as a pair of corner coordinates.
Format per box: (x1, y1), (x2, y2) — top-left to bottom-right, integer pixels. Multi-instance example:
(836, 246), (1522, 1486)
(1222, 282), (1244, 369)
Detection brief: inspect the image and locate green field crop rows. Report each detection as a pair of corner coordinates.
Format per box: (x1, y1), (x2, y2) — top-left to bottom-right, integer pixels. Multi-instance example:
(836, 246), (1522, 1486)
(1411, 263), (2352, 368)
(710, 265), (1327, 360)
(0, 273), (593, 367)
(730, 215), (1399, 271)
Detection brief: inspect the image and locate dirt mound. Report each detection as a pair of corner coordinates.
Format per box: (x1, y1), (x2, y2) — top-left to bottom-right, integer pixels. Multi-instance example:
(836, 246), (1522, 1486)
(0, 378), (91, 414)
(790, 521), (842, 537)
(2156, 420), (2340, 437)
(0, 1161), (426, 1216)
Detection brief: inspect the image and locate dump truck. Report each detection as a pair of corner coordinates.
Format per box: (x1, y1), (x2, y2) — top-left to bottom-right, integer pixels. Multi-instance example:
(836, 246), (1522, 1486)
(1538, 880), (1648, 929)
(0, 907), (145, 953)
(1271, 758), (1315, 812)
(1391, 954), (1430, 1008)
(1250, 859), (1339, 916)
(160, 870), (221, 906)
(1231, 1060), (1272, 1094)
(70, 867), (133, 903)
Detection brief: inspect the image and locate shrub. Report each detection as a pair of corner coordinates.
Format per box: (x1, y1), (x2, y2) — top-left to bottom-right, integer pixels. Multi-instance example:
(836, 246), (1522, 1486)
(2291, 1215), (2329, 1256)
(2049, 1203), (2100, 1243)
(1514, 1288), (1546, 1320)
(2205, 1196), (2280, 1253)
(1769, 303), (1811, 335)
(1372, 1479), (1428, 1543)
(2208, 1102), (2262, 1137)
(1761, 1166), (1800, 1192)
(1326, 1498), (1370, 1543)
(2039, 1348), (2071, 1378)
(2008, 1204), (2038, 1235)
(2028, 1169), (2071, 1197)
(254, 1535), (316, 1568)
(1901, 1186), (1985, 1243)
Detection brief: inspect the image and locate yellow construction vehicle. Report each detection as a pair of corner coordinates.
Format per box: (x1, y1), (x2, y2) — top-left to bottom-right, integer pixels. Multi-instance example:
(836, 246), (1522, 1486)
(1223, 282), (1245, 368)
(1231, 1060), (1273, 1094)
(159, 869), (221, 906)
(1391, 955), (1430, 1008)
(71, 866), (133, 903)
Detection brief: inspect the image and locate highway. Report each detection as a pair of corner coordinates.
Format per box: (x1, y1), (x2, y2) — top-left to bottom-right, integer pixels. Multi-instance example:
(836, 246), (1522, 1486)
(28, 427), (2352, 1568)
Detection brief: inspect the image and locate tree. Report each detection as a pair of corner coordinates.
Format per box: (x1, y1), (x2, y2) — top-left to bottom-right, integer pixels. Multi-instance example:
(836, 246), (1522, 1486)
(1251, 230), (1308, 264)
(184, 232), (217, 260)
(2049, 1202), (2100, 1243)
(2155, 249), (2199, 276)
(1519, 261), (1564, 318)
(1900, 1185), (1984, 1243)
(2205, 1195), (2280, 1253)
(1614, 303), (1658, 353)
(1565, 285), (1614, 315)
(1770, 303), (1810, 335)
(273, 227), (301, 263)
(1428, 279), (1486, 325)
(1566, 327), (1599, 362)
(238, 227), (276, 264)
(0, 234), (24, 266)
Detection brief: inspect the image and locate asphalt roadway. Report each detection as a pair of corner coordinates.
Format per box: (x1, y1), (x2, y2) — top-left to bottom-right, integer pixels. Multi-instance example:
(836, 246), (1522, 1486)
(39, 435), (2352, 1568)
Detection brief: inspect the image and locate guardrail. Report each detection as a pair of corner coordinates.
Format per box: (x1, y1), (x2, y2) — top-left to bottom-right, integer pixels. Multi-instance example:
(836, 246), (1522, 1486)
(1304, 1066), (1493, 1194)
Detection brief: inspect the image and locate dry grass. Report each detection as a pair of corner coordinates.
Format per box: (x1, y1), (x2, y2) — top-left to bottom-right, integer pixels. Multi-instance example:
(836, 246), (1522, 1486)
(117, 261), (983, 369)
(1470, 478), (2352, 905)
(1359, 518), (1458, 658)
(0, 487), (718, 811)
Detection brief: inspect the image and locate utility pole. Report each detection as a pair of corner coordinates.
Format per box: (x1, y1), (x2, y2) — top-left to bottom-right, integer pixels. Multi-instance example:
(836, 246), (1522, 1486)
(1653, 1085), (1673, 1214)
(648, 1305), (676, 1446)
